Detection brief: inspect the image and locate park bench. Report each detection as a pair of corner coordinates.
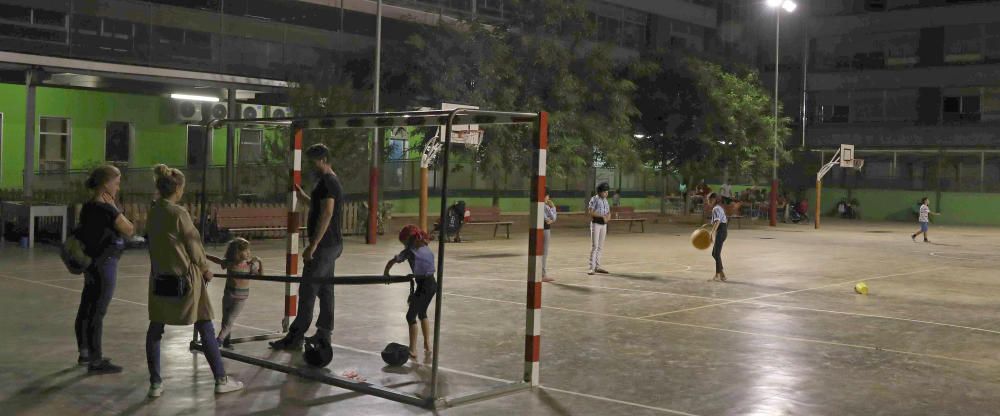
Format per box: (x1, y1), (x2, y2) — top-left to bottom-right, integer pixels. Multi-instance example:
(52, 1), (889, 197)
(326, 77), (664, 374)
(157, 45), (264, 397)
(213, 206), (305, 241)
(608, 206), (646, 233)
(437, 206), (512, 239)
(465, 206), (513, 239)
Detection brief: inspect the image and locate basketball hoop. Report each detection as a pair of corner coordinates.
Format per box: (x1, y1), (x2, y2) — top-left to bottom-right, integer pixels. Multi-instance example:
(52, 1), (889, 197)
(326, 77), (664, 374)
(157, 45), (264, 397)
(851, 159), (865, 170)
(451, 129), (484, 147)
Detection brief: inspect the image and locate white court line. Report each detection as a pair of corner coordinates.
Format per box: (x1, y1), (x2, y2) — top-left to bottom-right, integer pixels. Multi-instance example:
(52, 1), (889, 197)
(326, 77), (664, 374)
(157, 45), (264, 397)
(0, 270), (692, 415)
(539, 386), (701, 416)
(640, 266), (950, 319)
(443, 292), (991, 366)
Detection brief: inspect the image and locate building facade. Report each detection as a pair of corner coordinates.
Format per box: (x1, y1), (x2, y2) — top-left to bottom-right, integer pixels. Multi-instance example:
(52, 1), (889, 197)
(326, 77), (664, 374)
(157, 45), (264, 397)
(0, 0), (718, 193)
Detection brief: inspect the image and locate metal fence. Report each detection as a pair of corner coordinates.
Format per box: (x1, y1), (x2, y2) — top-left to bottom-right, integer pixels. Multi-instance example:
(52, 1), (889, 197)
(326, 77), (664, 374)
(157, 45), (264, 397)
(813, 149), (1000, 193)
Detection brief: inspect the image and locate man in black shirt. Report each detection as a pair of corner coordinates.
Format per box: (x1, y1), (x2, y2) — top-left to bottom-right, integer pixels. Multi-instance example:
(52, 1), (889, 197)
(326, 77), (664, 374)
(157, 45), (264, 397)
(271, 144), (344, 349)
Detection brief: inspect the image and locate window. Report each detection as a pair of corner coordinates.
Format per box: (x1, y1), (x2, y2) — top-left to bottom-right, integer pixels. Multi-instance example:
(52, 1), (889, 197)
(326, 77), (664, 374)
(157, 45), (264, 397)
(105, 122), (131, 164)
(945, 24), (984, 64)
(813, 92), (850, 123)
(39, 117), (70, 172)
(238, 129), (263, 163)
(851, 91), (885, 123)
(187, 125), (208, 167)
(943, 94), (981, 123)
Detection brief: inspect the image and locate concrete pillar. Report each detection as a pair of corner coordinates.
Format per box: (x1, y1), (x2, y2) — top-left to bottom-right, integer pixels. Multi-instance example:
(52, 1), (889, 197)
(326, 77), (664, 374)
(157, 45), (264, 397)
(981, 152), (986, 193)
(23, 69), (38, 200)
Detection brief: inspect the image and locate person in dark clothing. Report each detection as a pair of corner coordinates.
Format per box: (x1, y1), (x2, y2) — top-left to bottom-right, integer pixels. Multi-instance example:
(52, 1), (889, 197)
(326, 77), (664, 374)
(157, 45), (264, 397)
(75, 165), (134, 373)
(271, 144), (344, 350)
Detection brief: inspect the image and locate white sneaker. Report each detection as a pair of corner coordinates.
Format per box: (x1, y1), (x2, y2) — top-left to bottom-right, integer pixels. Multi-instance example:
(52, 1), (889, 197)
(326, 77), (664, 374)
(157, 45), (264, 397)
(587, 270), (595, 275)
(148, 383), (163, 398)
(215, 376), (244, 394)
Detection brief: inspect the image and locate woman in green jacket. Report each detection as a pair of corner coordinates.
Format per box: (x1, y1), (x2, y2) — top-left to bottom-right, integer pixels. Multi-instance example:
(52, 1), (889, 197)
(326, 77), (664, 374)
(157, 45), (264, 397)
(144, 164), (243, 398)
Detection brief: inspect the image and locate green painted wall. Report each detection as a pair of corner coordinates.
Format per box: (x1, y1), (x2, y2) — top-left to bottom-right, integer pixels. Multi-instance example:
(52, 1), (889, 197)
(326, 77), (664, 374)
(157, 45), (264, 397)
(806, 187), (1000, 226)
(0, 83), (228, 189)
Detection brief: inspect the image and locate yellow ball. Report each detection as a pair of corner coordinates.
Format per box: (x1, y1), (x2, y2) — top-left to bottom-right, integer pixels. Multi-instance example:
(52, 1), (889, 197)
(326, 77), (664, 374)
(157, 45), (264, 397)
(854, 282), (869, 295)
(691, 228), (712, 250)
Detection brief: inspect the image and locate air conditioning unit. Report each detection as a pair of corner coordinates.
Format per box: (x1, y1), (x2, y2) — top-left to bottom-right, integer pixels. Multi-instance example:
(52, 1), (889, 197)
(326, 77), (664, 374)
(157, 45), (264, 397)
(175, 100), (202, 122)
(269, 106), (292, 118)
(240, 104), (264, 120)
(207, 102), (229, 120)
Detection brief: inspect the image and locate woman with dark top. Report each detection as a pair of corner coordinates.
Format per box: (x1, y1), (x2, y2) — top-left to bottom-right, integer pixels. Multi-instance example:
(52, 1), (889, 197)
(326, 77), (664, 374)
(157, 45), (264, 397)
(75, 165), (134, 374)
(145, 164), (243, 398)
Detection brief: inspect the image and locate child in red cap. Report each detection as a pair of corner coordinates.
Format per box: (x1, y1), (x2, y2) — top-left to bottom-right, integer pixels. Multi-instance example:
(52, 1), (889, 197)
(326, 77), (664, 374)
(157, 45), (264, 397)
(384, 225), (437, 359)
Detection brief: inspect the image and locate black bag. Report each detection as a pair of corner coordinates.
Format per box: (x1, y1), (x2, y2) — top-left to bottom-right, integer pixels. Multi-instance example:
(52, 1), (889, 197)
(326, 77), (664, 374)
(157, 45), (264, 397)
(60, 230), (91, 275)
(304, 337), (334, 368)
(153, 274), (190, 298)
(381, 342), (410, 367)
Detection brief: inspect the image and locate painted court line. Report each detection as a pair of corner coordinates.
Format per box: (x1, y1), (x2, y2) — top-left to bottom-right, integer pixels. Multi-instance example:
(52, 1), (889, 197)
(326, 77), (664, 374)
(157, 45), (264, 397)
(0, 270), (692, 415)
(443, 291), (991, 366)
(539, 386), (702, 416)
(640, 266), (950, 319)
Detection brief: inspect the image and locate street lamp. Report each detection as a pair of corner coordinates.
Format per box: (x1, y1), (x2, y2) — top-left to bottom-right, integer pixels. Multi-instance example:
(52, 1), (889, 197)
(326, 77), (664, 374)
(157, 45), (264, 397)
(766, 0), (795, 227)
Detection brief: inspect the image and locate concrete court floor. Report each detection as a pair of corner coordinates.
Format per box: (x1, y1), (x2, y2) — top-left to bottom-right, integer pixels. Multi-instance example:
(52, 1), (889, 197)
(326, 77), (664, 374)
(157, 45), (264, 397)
(1, 218), (1000, 415)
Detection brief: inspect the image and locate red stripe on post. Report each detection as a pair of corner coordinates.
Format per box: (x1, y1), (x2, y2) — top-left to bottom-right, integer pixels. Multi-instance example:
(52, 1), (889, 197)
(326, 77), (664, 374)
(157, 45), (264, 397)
(285, 295), (298, 316)
(533, 176), (547, 204)
(527, 281), (542, 309)
(528, 229), (545, 257)
(524, 335), (540, 362)
(293, 129), (303, 149)
(286, 253), (299, 275)
(536, 112), (549, 150)
(287, 212), (300, 230)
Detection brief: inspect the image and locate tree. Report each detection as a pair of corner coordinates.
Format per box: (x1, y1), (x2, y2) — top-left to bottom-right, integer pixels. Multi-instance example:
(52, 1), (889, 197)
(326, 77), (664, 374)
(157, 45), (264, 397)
(633, 50), (792, 192)
(385, 0), (642, 205)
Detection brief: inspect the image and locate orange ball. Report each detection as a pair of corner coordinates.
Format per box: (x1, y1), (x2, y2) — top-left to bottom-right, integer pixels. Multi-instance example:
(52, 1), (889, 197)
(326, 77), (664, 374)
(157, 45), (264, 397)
(691, 228), (712, 250)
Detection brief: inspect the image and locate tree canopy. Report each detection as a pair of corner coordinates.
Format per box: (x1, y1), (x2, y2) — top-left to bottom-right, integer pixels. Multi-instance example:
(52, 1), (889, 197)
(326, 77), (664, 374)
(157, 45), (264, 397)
(633, 49), (793, 186)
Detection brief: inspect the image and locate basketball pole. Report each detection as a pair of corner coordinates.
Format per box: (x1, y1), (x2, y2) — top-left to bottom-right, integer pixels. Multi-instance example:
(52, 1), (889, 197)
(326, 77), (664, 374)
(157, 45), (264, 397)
(815, 178), (821, 230)
(419, 167), (429, 230)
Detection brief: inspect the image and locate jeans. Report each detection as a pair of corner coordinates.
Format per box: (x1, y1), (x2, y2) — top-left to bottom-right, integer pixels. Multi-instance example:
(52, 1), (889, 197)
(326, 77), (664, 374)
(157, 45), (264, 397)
(589, 223), (607, 271)
(217, 290), (247, 342)
(146, 320), (225, 384)
(75, 256), (118, 361)
(289, 244), (343, 339)
(712, 223), (728, 273)
(542, 229), (551, 276)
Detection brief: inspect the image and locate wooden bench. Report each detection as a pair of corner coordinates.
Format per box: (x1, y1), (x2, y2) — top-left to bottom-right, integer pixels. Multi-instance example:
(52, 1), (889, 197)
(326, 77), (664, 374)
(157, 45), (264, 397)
(214, 207), (305, 240)
(608, 206), (645, 233)
(466, 206), (513, 239)
(437, 206), (513, 239)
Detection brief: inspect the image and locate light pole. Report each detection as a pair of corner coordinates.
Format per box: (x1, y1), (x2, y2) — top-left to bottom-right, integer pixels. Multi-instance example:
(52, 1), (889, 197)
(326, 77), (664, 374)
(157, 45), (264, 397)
(766, 0), (796, 227)
(368, 0), (383, 244)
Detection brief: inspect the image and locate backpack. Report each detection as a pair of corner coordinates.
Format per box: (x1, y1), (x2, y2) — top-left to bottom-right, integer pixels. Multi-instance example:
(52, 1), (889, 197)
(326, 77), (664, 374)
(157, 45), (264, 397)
(60, 229), (92, 275)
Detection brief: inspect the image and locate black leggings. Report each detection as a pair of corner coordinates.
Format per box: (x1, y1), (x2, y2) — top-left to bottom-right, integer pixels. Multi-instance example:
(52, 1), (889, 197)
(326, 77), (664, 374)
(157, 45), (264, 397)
(406, 276), (437, 325)
(712, 223), (728, 273)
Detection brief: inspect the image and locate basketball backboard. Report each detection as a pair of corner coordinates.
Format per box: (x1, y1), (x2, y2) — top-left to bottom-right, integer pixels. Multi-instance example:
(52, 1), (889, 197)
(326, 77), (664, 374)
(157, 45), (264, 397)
(839, 144), (855, 168)
(441, 103), (479, 132)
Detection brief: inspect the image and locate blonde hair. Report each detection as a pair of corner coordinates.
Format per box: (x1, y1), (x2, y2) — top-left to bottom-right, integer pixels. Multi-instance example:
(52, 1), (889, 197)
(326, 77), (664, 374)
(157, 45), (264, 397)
(85, 165), (121, 191)
(223, 238), (251, 269)
(153, 164), (185, 198)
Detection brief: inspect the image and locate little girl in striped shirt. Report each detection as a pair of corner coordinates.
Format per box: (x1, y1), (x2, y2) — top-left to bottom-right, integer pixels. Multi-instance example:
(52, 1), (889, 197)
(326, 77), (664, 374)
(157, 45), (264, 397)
(208, 238), (262, 349)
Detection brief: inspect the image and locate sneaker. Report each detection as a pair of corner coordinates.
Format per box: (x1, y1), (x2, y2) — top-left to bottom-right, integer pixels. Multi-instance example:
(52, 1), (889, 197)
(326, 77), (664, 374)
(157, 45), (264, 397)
(268, 336), (303, 351)
(587, 270), (596, 275)
(215, 376), (244, 394)
(220, 337), (233, 350)
(77, 355), (91, 367)
(148, 383), (164, 398)
(542, 276), (555, 283)
(911, 235), (916, 242)
(87, 359), (123, 375)
(595, 268), (609, 274)
(924, 239), (929, 243)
